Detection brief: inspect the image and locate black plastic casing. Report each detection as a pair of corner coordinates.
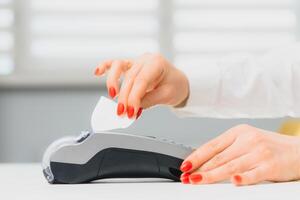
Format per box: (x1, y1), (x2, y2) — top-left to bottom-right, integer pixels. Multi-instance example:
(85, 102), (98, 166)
(46, 148), (183, 184)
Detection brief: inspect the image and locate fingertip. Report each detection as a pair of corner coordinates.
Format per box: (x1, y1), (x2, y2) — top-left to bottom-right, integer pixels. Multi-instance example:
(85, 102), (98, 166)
(127, 95), (142, 119)
(94, 67), (102, 76)
(108, 87), (116, 98)
(94, 60), (113, 76)
(136, 107), (143, 119)
(117, 103), (125, 116)
(127, 106), (134, 118)
(180, 172), (191, 184)
(180, 172), (190, 179)
(181, 178), (190, 184)
(234, 175), (242, 183)
(231, 174), (243, 186)
(180, 161), (193, 172)
(189, 173), (203, 184)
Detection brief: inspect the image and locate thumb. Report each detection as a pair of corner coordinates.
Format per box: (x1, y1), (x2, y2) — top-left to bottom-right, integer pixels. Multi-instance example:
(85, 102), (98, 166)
(141, 85), (174, 109)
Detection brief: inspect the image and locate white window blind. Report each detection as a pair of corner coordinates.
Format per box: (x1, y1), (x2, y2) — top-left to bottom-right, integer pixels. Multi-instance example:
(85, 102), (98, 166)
(28, 0), (159, 71)
(173, 0), (298, 69)
(0, 0), (14, 75)
(0, 0), (299, 85)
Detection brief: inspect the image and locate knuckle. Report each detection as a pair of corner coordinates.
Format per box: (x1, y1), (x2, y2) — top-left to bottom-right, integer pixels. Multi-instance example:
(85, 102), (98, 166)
(246, 131), (263, 145)
(112, 60), (123, 66)
(234, 124), (252, 131)
(257, 145), (273, 159)
(262, 148), (273, 159)
(245, 130), (265, 146)
(228, 124), (253, 137)
(253, 132), (265, 144)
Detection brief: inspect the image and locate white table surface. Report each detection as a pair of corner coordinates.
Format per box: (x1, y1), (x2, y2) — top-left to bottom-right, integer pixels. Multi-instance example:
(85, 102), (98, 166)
(1, 163), (300, 200)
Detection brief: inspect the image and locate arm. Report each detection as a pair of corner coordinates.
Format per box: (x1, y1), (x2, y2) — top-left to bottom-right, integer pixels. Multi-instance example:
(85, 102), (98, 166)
(94, 45), (300, 186)
(174, 43), (300, 118)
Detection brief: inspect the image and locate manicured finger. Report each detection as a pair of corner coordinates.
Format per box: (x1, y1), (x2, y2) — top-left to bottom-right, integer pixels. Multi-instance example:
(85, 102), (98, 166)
(189, 153), (258, 184)
(199, 140), (247, 172)
(127, 63), (164, 115)
(181, 128), (238, 173)
(118, 63), (142, 118)
(94, 60), (113, 76)
(231, 166), (267, 186)
(136, 107), (143, 119)
(106, 60), (129, 98)
(180, 173), (191, 184)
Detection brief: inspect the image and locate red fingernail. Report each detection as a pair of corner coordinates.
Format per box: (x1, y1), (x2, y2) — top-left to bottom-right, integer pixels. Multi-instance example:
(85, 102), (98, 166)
(233, 175), (242, 183)
(127, 106), (134, 118)
(117, 103), (125, 116)
(108, 87), (116, 98)
(136, 107), (143, 119)
(180, 161), (192, 172)
(180, 173), (190, 179)
(94, 67), (101, 76)
(190, 174), (203, 183)
(181, 177), (190, 184)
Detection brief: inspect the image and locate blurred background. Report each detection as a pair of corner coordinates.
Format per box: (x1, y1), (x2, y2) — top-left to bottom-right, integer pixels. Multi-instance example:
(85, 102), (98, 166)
(0, 0), (299, 162)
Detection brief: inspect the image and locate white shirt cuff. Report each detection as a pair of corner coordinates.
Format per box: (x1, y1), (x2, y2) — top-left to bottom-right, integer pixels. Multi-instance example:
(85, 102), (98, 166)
(172, 60), (221, 118)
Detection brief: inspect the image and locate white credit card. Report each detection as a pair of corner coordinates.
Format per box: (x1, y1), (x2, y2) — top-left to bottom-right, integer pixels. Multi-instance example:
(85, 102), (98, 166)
(91, 96), (135, 132)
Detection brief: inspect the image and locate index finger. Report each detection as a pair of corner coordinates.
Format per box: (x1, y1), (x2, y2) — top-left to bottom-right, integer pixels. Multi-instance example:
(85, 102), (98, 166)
(127, 62), (165, 114)
(94, 60), (113, 76)
(181, 127), (240, 173)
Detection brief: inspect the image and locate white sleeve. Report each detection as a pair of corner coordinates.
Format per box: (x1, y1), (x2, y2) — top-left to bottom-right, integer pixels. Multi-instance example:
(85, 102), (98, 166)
(172, 43), (300, 118)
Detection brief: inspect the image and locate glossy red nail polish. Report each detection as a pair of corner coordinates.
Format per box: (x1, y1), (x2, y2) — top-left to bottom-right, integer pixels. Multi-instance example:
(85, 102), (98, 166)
(180, 161), (192, 172)
(127, 106), (134, 118)
(180, 172), (190, 178)
(190, 174), (203, 183)
(136, 107), (143, 119)
(117, 103), (125, 116)
(94, 67), (101, 76)
(108, 87), (116, 98)
(180, 173), (191, 178)
(181, 177), (190, 184)
(233, 175), (242, 183)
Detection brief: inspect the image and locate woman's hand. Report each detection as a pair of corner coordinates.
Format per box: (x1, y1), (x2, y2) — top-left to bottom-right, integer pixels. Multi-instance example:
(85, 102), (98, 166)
(180, 124), (300, 186)
(94, 53), (189, 119)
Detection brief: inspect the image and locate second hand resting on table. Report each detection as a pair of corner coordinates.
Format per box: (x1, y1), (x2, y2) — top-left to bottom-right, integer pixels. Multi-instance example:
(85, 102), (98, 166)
(94, 52), (300, 186)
